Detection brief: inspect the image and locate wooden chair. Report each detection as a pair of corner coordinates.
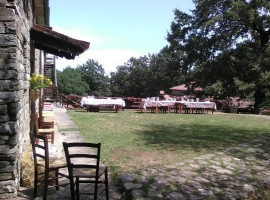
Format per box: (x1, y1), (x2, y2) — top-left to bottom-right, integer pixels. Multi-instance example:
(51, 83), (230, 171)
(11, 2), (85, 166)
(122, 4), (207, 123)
(31, 134), (68, 200)
(63, 142), (109, 200)
(35, 112), (55, 144)
(39, 109), (54, 129)
(39, 98), (54, 129)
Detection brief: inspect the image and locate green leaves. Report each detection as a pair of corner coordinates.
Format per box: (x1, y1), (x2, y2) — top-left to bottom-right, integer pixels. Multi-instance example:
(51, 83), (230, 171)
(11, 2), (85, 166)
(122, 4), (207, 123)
(165, 0), (270, 109)
(57, 59), (110, 96)
(57, 67), (89, 96)
(77, 59), (110, 96)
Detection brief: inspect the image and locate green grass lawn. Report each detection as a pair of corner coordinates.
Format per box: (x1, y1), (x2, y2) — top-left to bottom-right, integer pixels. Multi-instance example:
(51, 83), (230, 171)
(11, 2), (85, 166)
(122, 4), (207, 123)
(67, 110), (270, 174)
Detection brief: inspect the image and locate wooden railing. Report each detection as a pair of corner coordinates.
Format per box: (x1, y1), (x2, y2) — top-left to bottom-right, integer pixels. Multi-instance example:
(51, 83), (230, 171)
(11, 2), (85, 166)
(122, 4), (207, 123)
(58, 94), (84, 109)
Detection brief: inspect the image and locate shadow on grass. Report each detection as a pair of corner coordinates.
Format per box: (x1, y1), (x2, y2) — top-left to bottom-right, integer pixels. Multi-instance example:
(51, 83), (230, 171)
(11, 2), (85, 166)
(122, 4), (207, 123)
(73, 110), (87, 112)
(73, 110), (120, 114)
(135, 123), (269, 153)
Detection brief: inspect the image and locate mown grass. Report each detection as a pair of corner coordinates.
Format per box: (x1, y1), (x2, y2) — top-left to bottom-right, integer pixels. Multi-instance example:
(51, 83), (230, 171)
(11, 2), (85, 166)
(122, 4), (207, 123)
(67, 110), (270, 174)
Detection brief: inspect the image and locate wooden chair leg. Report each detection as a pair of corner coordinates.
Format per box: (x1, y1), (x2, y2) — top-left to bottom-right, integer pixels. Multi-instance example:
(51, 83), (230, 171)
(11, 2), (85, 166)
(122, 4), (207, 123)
(43, 169), (49, 200)
(51, 131), (54, 144)
(55, 169), (59, 190)
(105, 168), (109, 200)
(94, 178), (98, 200)
(76, 177), (80, 200)
(69, 176), (76, 200)
(33, 167), (38, 199)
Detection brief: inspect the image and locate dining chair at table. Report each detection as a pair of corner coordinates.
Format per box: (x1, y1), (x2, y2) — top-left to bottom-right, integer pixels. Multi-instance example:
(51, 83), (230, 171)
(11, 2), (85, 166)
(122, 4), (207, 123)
(63, 142), (109, 200)
(31, 134), (68, 200)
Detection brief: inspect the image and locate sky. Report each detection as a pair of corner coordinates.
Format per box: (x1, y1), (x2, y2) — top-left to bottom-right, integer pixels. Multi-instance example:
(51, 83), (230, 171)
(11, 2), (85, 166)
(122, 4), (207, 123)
(50, 0), (195, 75)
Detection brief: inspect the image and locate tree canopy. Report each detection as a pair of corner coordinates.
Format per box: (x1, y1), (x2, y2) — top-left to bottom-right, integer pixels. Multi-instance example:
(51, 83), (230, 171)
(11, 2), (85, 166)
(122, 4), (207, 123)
(166, 0), (270, 110)
(77, 59), (110, 96)
(57, 67), (89, 96)
(57, 60), (110, 96)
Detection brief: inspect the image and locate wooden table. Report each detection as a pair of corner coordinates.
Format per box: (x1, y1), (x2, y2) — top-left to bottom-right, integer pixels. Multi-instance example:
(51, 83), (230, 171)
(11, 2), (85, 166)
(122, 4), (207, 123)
(176, 102), (217, 114)
(139, 100), (179, 113)
(81, 97), (125, 113)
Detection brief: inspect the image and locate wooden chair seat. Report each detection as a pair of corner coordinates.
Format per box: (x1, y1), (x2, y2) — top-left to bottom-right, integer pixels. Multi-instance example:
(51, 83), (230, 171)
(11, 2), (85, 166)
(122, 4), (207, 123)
(35, 112), (54, 144)
(43, 117), (54, 121)
(38, 128), (54, 133)
(42, 111), (54, 116)
(37, 159), (67, 169)
(41, 113), (54, 129)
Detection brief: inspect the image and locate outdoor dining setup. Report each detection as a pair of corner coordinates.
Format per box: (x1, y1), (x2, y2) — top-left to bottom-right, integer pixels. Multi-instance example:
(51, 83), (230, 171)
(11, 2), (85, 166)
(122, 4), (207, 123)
(139, 97), (217, 114)
(81, 95), (126, 112)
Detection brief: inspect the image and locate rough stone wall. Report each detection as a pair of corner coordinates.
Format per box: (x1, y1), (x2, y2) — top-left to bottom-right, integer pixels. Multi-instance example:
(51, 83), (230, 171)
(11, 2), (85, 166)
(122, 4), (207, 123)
(0, 0), (34, 198)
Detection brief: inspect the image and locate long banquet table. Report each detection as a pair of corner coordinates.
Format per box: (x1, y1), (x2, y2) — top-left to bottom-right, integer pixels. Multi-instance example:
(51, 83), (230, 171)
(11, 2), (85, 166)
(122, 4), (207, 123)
(81, 97), (126, 112)
(139, 99), (216, 114)
(176, 101), (217, 114)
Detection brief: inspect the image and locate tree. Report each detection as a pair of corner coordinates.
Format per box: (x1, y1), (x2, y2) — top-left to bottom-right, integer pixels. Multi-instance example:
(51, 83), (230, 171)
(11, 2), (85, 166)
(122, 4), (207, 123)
(167, 0), (270, 110)
(109, 51), (189, 98)
(110, 56), (152, 97)
(110, 65), (131, 97)
(150, 46), (187, 93)
(57, 67), (89, 95)
(127, 56), (152, 97)
(77, 59), (111, 96)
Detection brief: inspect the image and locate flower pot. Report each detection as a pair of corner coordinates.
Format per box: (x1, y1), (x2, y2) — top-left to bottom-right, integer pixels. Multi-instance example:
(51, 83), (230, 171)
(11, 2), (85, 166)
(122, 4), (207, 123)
(29, 89), (40, 101)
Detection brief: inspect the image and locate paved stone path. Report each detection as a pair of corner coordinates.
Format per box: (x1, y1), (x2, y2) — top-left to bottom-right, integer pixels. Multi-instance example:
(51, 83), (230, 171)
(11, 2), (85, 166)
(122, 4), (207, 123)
(121, 134), (270, 200)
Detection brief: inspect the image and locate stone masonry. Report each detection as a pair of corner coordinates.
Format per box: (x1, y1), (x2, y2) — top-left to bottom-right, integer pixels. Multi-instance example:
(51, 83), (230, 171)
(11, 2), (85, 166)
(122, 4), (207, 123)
(0, 0), (39, 198)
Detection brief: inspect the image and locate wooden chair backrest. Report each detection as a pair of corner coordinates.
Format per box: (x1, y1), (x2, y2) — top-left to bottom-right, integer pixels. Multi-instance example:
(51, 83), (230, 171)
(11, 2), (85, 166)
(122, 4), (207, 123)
(63, 142), (101, 175)
(31, 134), (49, 170)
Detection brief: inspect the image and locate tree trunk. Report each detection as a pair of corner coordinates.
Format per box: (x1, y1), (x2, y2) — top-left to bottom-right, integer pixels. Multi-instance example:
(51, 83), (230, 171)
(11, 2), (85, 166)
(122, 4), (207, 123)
(254, 88), (266, 113)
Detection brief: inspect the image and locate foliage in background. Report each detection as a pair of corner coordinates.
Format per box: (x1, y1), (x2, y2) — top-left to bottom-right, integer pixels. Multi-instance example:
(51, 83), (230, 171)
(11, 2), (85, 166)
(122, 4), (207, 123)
(57, 59), (110, 96)
(57, 67), (89, 95)
(167, 0), (270, 110)
(109, 51), (186, 98)
(77, 59), (111, 96)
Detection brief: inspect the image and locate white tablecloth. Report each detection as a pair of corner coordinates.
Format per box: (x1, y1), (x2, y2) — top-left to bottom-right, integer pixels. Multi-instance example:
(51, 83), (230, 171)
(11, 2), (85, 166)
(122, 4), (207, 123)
(139, 100), (216, 110)
(81, 97), (125, 107)
(139, 100), (181, 109)
(181, 102), (217, 110)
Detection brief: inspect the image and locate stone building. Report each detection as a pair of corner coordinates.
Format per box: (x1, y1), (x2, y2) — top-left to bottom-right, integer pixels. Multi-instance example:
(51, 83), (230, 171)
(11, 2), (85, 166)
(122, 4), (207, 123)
(0, 0), (89, 198)
(170, 84), (203, 97)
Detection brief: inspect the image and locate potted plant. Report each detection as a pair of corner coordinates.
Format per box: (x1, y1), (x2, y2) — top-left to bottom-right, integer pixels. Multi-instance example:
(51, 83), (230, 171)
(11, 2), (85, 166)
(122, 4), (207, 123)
(29, 73), (52, 101)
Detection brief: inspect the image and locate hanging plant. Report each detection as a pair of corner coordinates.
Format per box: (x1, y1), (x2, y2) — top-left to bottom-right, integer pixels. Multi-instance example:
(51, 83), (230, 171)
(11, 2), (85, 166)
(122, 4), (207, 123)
(29, 73), (52, 89)
(29, 73), (52, 101)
